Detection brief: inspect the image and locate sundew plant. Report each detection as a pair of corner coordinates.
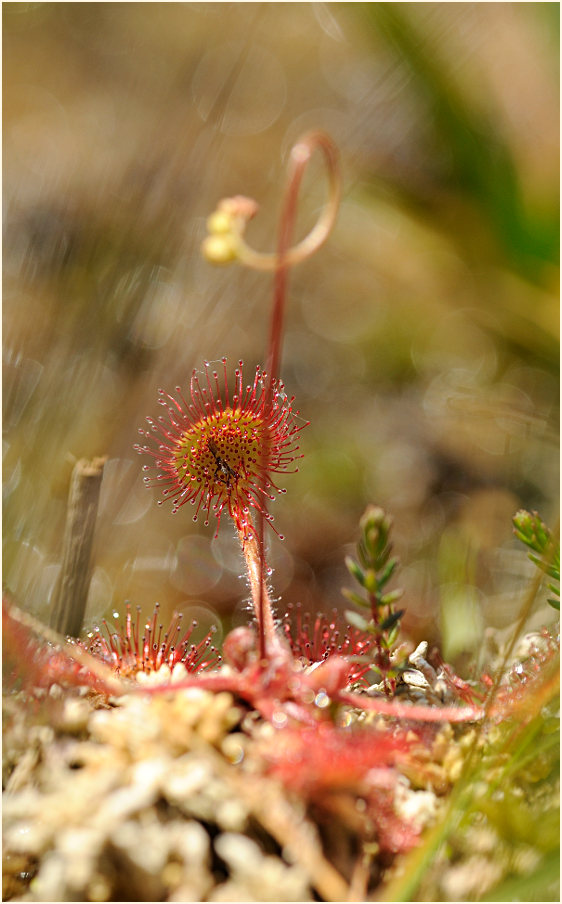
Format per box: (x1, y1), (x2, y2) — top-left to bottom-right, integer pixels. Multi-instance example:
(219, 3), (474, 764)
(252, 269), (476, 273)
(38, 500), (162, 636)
(3, 124), (559, 904)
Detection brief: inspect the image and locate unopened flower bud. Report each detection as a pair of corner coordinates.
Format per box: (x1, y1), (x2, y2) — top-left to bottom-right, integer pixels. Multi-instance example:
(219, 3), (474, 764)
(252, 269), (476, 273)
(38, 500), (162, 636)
(201, 234), (238, 265)
(207, 210), (234, 235)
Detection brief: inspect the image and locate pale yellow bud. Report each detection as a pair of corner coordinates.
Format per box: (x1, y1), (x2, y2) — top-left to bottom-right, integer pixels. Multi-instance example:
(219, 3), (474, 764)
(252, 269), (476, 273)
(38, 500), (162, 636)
(207, 210), (234, 235)
(201, 234), (238, 265)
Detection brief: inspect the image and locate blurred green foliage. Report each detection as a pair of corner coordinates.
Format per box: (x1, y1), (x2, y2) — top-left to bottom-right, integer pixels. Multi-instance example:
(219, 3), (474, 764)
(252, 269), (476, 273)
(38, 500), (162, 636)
(365, 3), (559, 284)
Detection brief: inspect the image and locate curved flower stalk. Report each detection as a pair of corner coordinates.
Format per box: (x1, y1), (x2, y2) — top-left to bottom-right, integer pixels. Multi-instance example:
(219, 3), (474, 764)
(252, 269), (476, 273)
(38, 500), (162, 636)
(202, 131), (341, 393)
(201, 131), (340, 276)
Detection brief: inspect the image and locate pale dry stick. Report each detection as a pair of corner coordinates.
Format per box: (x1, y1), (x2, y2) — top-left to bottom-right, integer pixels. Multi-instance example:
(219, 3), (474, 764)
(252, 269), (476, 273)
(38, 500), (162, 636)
(236, 774), (350, 903)
(347, 844), (373, 902)
(190, 733), (350, 903)
(50, 457), (106, 638)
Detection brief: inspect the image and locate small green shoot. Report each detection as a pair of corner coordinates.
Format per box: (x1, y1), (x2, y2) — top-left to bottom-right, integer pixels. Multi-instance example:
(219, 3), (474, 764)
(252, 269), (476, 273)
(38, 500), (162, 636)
(343, 505), (405, 694)
(513, 510), (560, 610)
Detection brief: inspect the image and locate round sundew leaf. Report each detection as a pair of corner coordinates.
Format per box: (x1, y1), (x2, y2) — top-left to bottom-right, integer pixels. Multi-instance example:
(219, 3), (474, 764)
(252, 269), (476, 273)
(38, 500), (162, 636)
(136, 360), (307, 537)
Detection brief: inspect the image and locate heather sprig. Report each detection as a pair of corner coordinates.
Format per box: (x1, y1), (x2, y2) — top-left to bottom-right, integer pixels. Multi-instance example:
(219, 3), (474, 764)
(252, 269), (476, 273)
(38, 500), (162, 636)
(343, 505), (405, 694)
(513, 509), (560, 610)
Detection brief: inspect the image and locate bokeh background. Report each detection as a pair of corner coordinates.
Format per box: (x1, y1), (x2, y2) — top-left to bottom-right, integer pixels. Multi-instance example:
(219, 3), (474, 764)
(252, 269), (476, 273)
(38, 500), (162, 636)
(3, 2), (559, 667)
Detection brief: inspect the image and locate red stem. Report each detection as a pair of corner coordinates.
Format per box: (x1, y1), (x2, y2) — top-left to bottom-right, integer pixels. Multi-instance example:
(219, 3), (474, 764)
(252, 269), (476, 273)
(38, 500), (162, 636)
(265, 131), (340, 391)
(257, 131), (340, 663)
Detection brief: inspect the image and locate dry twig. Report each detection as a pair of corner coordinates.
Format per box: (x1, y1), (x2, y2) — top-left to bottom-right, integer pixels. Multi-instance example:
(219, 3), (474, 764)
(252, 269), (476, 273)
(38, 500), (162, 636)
(50, 457), (106, 637)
